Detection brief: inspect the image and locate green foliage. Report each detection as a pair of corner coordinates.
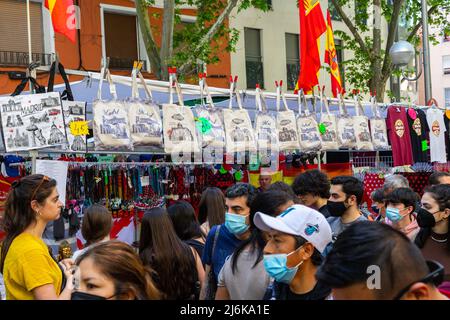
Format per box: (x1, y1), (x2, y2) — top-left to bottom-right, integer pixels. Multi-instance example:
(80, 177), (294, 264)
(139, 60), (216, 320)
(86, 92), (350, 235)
(333, 0), (450, 98)
(167, 0), (269, 74)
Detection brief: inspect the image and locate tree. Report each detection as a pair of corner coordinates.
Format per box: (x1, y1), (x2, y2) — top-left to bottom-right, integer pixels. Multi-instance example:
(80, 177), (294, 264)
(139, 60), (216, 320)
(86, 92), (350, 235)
(329, 0), (450, 101)
(135, 0), (270, 81)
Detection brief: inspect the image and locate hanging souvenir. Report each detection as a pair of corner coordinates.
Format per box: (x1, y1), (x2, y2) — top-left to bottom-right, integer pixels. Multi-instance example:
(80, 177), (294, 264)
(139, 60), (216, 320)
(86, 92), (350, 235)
(369, 96), (389, 150)
(162, 73), (200, 154)
(128, 67), (163, 147)
(318, 88), (339, 150)
(353, 93), (373, 151)
(336, 94), (356, 149)
(275, 81), (300, 151)
(93, 68), (133, 150)
(45, 59), (87, 152)
(223, 77), (256, 153)
(193, 76), (225, 149)
(0, 92), (67, 152)
(254, 86), (279, 152)
(296, 90), (322, 152)
(62, 101), (87, 152)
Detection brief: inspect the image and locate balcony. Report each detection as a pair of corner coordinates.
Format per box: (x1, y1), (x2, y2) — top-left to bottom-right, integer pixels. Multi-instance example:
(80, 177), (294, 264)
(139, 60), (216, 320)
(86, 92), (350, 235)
(0, 51), (51, 67)
(286, 61), (300, 91)
(245, 58), (264, 89)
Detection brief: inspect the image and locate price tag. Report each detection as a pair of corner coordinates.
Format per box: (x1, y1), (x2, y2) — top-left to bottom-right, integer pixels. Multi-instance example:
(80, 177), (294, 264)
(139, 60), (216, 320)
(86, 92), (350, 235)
(70, 121), (89, 136)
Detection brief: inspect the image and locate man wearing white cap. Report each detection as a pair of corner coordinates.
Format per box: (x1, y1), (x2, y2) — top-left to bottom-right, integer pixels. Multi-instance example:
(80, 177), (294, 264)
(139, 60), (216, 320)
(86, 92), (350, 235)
(257, 170), (274, 192)
(254, 204), (333, 300)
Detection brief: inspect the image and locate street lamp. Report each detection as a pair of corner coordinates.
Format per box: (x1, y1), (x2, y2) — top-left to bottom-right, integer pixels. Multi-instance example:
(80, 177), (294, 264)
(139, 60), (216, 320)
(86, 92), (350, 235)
(389, 40), (423, 80)
(388, 0), (432, 103)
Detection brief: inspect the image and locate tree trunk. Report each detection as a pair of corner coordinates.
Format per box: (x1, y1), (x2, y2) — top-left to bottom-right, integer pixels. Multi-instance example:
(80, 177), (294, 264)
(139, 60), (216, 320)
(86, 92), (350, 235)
(160, 0), (175, 81)
(135, 0), (162, 79)
(372, 0), (383, 102)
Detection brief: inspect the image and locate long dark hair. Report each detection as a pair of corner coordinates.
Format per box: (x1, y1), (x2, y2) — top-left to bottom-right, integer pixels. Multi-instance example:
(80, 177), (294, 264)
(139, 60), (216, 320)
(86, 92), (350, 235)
(0, 174), (57, 273)
(230, 190), (292, 274)
(415, 184), (450, 250)
(138, 207), (199, 299)
(198, 187), (225, 226)
(167, 201), (205, 241)
(77, 240), (160, 300)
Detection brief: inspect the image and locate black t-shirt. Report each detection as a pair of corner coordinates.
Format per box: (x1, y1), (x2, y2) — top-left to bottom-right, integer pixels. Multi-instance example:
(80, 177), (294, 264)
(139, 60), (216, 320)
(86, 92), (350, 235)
(407, 109), (430, 163)
(318, 205), (331, 218)
(275, 280), (331, 300)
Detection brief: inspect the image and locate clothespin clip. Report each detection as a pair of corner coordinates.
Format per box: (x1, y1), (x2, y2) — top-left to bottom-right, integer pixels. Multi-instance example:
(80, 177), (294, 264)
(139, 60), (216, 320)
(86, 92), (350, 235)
(86, 72), (92, 88)
(168, 67), (177, 87)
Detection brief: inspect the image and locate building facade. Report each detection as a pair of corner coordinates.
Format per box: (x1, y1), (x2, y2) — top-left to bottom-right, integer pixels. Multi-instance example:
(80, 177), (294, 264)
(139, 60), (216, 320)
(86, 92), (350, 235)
(417, 20), (450, 107)
(228, 0), (399, 99)
(0, 0), (232, 96)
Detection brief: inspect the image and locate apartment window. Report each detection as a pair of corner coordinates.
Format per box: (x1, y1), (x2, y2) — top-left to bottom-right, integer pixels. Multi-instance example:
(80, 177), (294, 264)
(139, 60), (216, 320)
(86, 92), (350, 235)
(328, 0), (342, 21)
(0, 0), (49, 66)
(443, 55), (450, 75)
(245, 28), (264, 89)
(445, 88), (450, 108)
(335, 39), (345, 90)
(104, 12), (140, 69)
(285, 33), (300, 91)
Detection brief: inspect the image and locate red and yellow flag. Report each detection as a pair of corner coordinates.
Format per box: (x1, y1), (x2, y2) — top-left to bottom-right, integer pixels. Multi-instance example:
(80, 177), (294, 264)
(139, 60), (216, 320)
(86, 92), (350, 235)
(294, 0), (327, 94)
(44, 0), (76, 43)
(324, 10), (343, 98)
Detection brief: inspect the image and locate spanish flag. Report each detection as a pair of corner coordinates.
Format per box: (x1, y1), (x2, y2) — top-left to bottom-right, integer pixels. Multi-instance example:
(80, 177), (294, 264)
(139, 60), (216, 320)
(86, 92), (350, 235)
(294, 0), (326, 94)
(44, 0), (76, 43)
(324, 10), (343, 98)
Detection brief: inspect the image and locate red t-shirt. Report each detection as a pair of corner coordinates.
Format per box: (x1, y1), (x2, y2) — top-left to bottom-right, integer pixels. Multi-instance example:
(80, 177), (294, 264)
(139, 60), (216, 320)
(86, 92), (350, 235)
(386, 106), (414, 166)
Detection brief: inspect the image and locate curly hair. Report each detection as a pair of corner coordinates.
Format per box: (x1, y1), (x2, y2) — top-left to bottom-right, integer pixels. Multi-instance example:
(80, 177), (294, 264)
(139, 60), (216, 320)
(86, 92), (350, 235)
(292, 170), (330, 199)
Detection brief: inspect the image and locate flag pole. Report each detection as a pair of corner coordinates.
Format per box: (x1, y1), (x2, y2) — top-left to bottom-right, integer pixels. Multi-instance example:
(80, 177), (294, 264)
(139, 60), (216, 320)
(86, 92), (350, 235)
(26, 0), (34, 93)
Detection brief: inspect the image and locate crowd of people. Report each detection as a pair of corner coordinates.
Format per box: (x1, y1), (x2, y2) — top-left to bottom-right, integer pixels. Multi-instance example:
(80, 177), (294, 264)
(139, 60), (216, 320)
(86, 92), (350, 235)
(0, 170), (449, 300)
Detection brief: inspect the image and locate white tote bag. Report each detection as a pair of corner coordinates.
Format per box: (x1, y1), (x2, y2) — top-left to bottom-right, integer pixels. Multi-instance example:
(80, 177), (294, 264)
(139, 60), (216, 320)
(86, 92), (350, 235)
(223, 81), (256, 153)
(194, 79), (225, 149)
(0, 92), (67, 152)
(296, 90), (322, 151)
(162, 76), (200, 154)
(336, 95), (356, 149)
(128, 70), (163, 147)
(93, 69), (133, 150)
(254, 87), (279, 152)
(369, 96), (389, 150)
(62, 100), (87, 152)
(353, 95), (374, 151)
(318, 90), (339, 150)
(276, 85), (300, 151)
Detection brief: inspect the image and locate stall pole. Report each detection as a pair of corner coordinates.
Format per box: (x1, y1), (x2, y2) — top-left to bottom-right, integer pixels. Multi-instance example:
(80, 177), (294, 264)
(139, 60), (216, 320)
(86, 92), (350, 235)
(26, 0), (34, 93)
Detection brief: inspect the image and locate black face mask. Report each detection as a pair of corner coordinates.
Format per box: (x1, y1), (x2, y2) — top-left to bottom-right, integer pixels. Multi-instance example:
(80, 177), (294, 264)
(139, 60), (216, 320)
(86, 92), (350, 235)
(71, 291), (115, 300)
(416, 208), (437, 228)
(327, 200), (348, 217)
(371, 205), (380, 215)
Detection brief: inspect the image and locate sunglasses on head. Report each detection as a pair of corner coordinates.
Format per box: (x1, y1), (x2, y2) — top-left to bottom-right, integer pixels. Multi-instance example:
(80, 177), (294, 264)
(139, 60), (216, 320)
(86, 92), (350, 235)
(31, 175), (50, 201)
(392, 260), (445, 300)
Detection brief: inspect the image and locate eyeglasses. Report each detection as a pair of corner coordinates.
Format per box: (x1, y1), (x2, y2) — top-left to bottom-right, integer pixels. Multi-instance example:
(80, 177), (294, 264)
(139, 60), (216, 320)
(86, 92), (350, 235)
(392, 260), (445, 300)
(31, 175), (50, 201)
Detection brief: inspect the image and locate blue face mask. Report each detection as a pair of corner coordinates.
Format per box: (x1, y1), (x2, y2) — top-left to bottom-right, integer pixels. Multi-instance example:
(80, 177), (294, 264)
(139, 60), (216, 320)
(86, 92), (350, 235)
(224, 212), (249, 235)
(386, 207), (407, 222)
(263, 247), (304, 284)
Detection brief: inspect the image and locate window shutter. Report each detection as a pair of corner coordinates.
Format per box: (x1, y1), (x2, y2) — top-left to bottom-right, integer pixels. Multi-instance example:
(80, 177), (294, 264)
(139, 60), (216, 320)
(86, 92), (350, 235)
(0, 0), (44, 54)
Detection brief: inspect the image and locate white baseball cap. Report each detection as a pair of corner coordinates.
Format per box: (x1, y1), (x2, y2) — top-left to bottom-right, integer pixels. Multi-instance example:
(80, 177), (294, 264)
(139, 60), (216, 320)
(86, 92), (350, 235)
(254, 204), (332, 254)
